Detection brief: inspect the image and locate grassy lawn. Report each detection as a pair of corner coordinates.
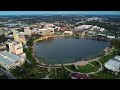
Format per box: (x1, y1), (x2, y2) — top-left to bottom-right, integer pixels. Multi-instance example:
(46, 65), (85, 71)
(90, 61), (101, 69)
(90, 71), (119, 79)
(99, 54), (115, 64)
(65, 61), (101, 74)
(77, 64), (99, 73)
(65, 65), (79, 72)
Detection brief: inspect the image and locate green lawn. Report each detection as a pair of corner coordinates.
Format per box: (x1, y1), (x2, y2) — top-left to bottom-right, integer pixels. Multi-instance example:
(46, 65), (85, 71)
(99, 54), (114, 64)
(90, 61), (101, 68)
(65, 61), (101, 73)
(65, 65), (79, 72)
(77, 64), (99, 73)
(90, 71), (119, 79)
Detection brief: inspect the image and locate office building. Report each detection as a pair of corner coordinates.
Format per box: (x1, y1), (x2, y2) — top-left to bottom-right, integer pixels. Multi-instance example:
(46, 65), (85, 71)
(0, 50), (25, 70)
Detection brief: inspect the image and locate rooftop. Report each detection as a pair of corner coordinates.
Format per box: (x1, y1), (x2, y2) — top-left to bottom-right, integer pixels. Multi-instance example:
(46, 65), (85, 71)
(104, 59), (120, 72)
(0, 51), (21, 66)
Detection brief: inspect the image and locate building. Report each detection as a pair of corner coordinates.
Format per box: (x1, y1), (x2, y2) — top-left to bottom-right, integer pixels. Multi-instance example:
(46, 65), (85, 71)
(0, 43), (6, 51)
(38, 27), (54, 36)
(104, 55), (120, 72)
(6, 41), (26, 59)
(0, 50), (25, 70)
(13, 31), (26, 45)
(76, 25), (93, 30)
(18, 35), (26, 45)
(24, 27), (32, 36)
(0, 28), (4, 36)
(62, 31), (73, 36)
(31, 28), (39, 35)
(81, 31), (86, 38)
(44, 24), (55, 28)
(107, 35), (115, 39)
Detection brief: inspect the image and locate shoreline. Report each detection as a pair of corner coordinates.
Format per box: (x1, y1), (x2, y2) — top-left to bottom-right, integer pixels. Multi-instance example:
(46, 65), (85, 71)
(31, 36), (107, 67)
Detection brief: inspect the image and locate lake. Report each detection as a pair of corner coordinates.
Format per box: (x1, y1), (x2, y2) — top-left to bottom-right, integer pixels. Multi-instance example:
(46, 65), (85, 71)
(34, 38), (109, 64)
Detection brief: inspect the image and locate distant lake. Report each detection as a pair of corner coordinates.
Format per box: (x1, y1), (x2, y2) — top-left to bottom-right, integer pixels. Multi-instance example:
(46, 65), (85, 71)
(34, 38), (109, 64)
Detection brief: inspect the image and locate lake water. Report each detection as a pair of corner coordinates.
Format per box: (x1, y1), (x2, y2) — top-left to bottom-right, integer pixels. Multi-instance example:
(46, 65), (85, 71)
(34, 38), (109, 64)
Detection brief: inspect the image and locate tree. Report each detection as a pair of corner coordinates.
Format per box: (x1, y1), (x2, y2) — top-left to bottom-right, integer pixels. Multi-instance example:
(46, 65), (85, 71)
(110, 39), (120, 55)
(0, 35), (8, 43)
(110, 39), (120, 50)
(26, 38), (33, 46)
(71, 65), (76, 70)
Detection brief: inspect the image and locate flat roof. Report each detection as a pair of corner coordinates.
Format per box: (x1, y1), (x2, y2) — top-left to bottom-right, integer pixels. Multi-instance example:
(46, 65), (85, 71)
(114, 55), (120, 61)
(104, 59), (120, 71)
(0, 51), (21, 66)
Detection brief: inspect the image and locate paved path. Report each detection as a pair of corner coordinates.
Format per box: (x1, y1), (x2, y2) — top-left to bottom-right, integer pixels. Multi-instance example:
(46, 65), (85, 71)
(64, 58), (103, 75)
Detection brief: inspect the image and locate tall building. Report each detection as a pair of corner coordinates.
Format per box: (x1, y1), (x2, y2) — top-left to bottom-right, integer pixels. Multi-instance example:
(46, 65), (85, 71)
(13, 31), (26, 45)
(6, 41), (26, 59)
(13, 31), (19, 41)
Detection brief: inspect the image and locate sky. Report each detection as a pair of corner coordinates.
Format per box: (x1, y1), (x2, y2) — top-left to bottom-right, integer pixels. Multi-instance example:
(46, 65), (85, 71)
(0, 11), (120, 15)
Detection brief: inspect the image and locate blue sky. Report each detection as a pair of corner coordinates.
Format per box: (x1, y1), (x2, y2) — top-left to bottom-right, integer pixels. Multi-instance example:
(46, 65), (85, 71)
(0, 11), (120, 15)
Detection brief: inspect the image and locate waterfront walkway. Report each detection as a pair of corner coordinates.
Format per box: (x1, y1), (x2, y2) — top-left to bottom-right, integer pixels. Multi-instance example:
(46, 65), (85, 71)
(64, 57), (103, 75)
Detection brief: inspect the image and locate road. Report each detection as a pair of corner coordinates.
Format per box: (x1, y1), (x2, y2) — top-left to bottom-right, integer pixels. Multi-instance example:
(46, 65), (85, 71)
(0, 68), (16, 79)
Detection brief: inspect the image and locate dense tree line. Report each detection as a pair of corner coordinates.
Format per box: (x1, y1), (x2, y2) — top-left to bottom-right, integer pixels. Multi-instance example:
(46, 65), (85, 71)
(110, 39), (120, 55)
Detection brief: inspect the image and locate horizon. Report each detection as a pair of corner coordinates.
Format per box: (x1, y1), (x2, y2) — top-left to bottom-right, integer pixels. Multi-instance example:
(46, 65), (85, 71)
(0, 11), (120, 15)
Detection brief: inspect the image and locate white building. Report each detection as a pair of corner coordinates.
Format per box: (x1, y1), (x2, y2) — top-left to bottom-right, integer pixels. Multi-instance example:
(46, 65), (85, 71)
(24, 27), (32, 36)
(13, 31), (26, 45)
(100, 28), (105, 32)
(76, 25), (93, 30)
(6, 41), (26, 59)
(44, 24), (55, 28)
(107, 35), (115, 39)
(38, 27), (54, 36)
(104, 55), (120, 72)
(62, 31), (73, 36)
(0, 50), (25, 70)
